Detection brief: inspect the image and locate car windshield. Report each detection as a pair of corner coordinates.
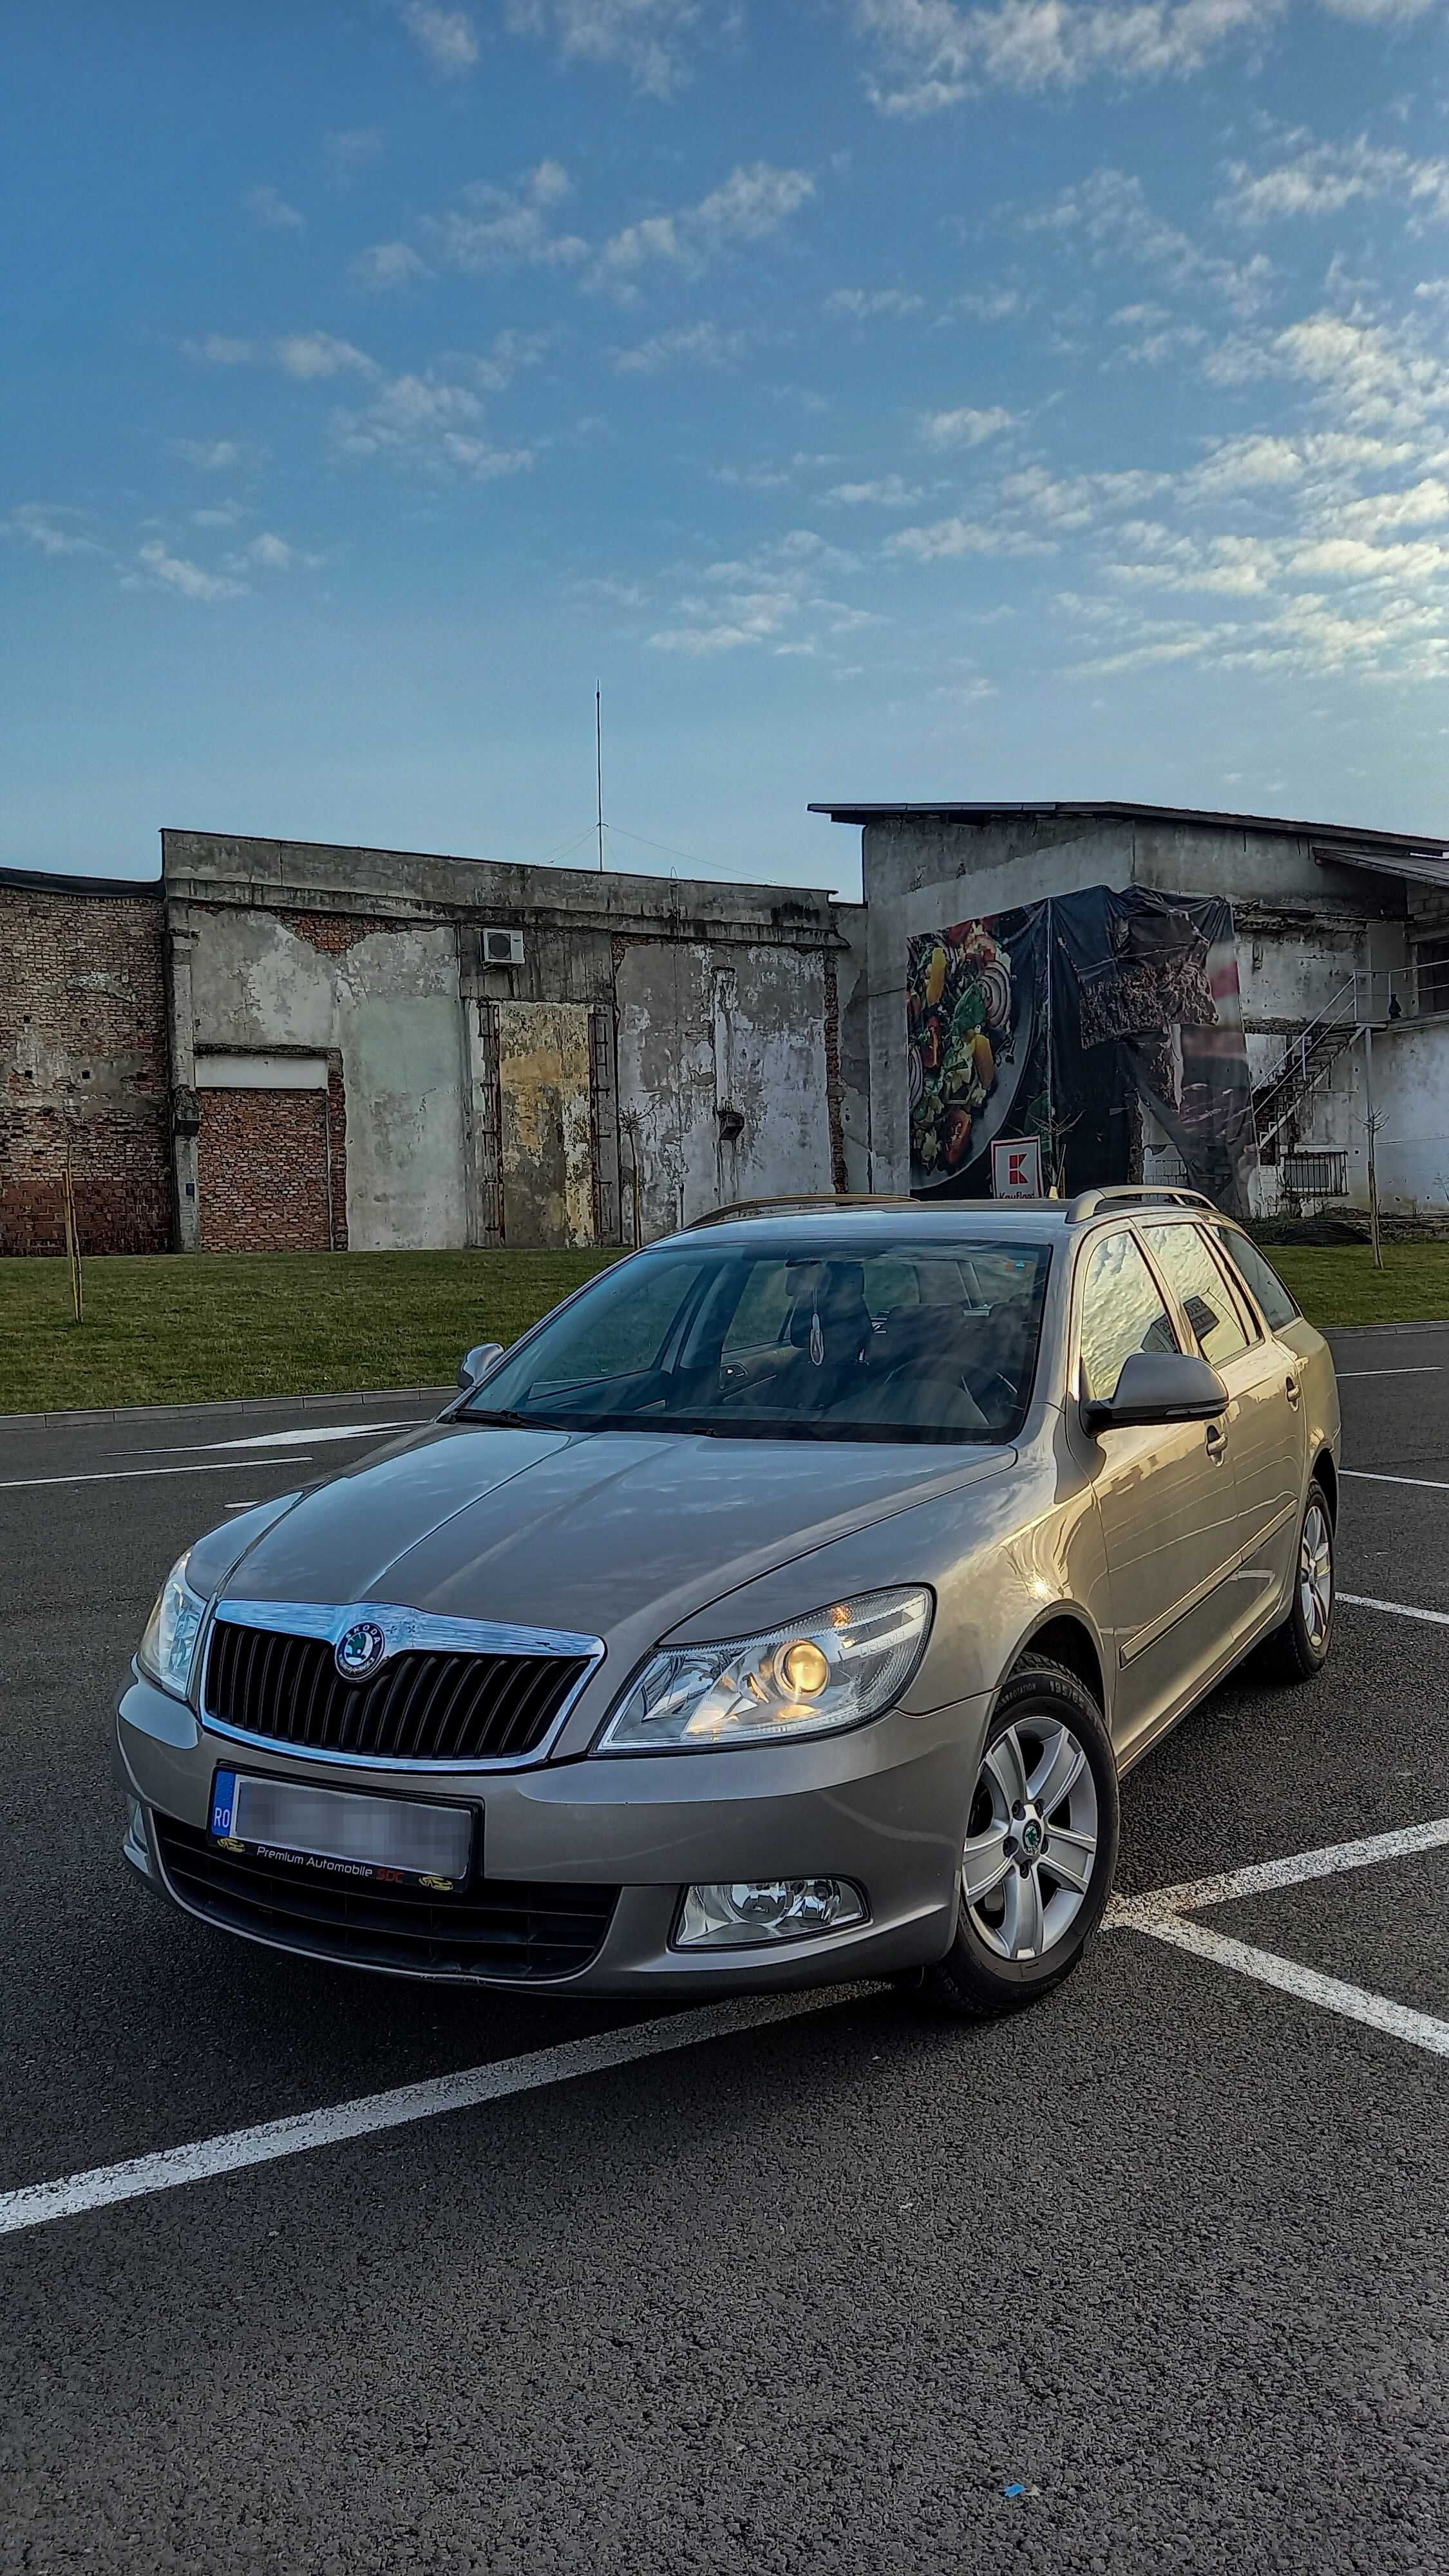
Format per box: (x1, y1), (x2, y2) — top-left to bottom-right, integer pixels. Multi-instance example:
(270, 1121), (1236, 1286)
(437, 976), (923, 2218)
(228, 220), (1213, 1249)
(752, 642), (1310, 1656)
(461, 1236), (1052, 1444)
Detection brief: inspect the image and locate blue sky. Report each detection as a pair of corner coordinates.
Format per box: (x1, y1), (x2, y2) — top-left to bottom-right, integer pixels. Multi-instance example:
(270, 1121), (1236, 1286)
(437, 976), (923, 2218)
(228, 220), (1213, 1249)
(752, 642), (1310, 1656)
(6, 0), (1449, 895)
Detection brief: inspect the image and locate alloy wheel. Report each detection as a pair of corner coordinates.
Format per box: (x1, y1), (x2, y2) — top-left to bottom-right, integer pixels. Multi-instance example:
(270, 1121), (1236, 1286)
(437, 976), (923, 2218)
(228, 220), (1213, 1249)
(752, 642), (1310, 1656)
(1299, 1500), (1332, 1649)
(961, 1716), (1099, 1963)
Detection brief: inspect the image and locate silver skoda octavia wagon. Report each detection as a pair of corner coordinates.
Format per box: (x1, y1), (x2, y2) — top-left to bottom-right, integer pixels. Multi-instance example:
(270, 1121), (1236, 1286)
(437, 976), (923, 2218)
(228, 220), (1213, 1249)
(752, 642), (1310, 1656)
(117, 1189), (1339, 2017)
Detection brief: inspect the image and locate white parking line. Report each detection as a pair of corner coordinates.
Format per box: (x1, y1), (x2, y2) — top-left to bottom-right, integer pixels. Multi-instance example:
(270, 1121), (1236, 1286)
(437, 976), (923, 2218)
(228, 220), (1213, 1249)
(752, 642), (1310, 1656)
(0, 1461), (311, 1493)
(0, 1987), (869, 2240)
(1107, 1815), (1449, 1924)
(1107, 1814), (1449, 2065)
(1342, 1469), (1449, 1492)
(1340, 1591), (1449, 1627)
(133, 1422), (427, 1457)
(1133, 1917), (1449, 2059)
(1336, 1366), (1447, 1378)
(6, 1819), (1447, 2242)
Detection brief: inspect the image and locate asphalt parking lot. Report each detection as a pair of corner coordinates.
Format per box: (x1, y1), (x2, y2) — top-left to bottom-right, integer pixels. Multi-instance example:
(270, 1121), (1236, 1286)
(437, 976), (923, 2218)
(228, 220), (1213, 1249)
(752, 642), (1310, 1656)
(3, 1334), (1447, 2576)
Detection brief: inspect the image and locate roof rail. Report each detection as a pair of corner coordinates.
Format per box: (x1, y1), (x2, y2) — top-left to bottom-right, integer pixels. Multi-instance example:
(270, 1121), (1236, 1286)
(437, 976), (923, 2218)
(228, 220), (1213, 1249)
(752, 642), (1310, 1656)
(1066, 1185), (1216, 1220)
(683, 1194), (918, 1230)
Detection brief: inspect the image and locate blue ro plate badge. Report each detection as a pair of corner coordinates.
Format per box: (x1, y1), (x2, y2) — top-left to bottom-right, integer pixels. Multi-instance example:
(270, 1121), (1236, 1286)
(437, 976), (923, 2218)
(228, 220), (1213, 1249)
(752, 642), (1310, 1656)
(209, 1768), (473, 1891)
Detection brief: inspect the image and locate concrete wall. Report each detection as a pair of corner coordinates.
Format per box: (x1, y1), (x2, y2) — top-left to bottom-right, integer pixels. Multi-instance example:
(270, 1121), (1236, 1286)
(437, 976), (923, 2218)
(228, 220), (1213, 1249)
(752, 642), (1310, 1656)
(166, 832), (851, 1252)
(1361, 1017), (1449, 1216)
(614, 940), (836, 1239)
(183, 905), (468, 1250)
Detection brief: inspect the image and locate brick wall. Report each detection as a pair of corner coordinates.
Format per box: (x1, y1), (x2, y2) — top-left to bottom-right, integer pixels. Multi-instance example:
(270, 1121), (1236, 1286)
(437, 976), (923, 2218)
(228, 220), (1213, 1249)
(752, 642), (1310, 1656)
(0, 880), (171, 1255)
(197, 1085), (336, 1251)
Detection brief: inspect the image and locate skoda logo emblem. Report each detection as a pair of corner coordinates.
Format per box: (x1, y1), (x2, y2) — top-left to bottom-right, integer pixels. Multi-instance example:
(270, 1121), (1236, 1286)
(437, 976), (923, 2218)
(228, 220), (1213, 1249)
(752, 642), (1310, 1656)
(336, 1620), (387, 1681)
(1021, 1819), (1043, 1857)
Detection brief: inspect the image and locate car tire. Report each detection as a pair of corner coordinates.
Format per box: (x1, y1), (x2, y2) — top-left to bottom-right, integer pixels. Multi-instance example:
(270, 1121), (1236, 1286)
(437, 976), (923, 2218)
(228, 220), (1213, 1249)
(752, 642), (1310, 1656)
(924, 1654), (1120, 2020)
(1261, 1479), (1335, 1682)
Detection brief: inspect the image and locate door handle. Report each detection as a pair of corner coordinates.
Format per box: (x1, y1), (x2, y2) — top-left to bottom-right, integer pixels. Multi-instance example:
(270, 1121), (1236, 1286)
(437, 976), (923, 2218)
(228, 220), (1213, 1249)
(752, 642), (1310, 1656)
(1204, 1422), (1228, 1464)
(1285, 1374), (1301, 1410)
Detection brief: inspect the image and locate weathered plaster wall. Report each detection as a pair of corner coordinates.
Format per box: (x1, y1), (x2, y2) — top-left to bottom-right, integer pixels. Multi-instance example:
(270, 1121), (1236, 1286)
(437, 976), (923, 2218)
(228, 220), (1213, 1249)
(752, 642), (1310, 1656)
(182, 907), (468, 1249)
(167, 832), (849, 1250)
(614, 940), (837, 1238)
(1361, 1017), (1449, 1215)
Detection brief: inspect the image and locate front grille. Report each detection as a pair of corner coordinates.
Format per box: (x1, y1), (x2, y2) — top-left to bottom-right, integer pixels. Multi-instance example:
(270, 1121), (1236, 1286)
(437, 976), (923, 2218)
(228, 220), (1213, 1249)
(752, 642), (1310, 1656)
(204, 1618), (591, 1764)
(155, 1815), (618, 1981)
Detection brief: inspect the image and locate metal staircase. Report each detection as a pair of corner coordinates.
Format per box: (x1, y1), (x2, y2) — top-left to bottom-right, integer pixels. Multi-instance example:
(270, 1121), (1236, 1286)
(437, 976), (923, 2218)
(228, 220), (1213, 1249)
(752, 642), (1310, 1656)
(1252, 973), (1366, 1153)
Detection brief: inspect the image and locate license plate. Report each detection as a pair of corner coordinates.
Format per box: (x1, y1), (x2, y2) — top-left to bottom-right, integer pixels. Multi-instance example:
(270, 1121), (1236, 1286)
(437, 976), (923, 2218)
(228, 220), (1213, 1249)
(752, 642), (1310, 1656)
(209, 1770), (473, 1892)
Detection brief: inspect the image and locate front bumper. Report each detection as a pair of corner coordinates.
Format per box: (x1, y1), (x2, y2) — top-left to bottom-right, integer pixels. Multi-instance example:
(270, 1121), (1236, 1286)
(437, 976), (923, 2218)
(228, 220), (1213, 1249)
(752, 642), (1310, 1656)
(116, 1673), (986, 1995)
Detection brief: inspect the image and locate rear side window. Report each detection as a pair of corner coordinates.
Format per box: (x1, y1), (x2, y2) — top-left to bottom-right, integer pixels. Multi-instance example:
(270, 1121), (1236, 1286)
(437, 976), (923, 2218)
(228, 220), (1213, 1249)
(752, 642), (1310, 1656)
(1215, 1229), (1302, 1333)
(1078, 1231), (1180, 1405)
(1142, 1222), (1249, 1368)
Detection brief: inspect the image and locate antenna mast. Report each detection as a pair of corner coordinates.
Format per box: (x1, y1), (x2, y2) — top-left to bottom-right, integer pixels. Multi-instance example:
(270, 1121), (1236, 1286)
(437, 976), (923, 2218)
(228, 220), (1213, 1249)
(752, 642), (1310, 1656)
(595, 685), (604, 872)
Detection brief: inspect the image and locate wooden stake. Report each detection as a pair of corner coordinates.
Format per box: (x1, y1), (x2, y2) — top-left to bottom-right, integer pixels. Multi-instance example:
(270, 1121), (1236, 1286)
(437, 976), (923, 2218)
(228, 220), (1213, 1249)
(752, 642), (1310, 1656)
(62, 1137), (84, 1321)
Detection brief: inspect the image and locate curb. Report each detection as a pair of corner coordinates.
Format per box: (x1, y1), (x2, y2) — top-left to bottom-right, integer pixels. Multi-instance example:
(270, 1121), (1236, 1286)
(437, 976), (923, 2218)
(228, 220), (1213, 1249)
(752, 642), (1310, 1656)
(0, 1386), (455, 1434)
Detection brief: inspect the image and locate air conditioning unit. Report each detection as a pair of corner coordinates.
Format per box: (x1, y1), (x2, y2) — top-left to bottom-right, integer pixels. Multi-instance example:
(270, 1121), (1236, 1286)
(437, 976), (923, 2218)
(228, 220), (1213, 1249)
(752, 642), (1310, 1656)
(481, 926), (524, 968)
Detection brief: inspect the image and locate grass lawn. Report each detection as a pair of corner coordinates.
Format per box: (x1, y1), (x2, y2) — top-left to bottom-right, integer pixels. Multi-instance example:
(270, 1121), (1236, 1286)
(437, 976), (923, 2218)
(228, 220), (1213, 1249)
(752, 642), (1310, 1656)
(2, 1237), (1448, 1416)
(1268, 1241), (1449, 1330)
(0, 1250), (625, 1414)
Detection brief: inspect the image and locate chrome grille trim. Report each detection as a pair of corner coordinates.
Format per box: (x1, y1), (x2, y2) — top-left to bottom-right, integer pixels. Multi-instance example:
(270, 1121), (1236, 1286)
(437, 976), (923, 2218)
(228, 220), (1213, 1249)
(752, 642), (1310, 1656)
(197, 1600), (605, 1772)
(210, 1600), (603, 1662)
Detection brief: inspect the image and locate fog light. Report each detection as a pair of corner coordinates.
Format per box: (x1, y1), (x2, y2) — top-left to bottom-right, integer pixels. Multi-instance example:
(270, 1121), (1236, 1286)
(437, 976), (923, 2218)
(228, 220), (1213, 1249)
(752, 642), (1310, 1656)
(674, 1877), (867, 1949)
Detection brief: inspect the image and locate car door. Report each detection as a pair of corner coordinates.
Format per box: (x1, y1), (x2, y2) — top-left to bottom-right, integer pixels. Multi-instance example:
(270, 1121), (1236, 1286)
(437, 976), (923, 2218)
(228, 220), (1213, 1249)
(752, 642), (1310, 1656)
(1075, 1226), (1242, 1759)
(1141, 1220), (1303, 1631)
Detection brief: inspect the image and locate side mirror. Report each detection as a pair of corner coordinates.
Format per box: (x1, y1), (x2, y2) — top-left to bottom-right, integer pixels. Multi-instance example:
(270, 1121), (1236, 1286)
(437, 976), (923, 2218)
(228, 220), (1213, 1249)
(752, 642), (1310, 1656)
(457, 1341), (505, 1391)
(1083, 1349), (1227, 1434)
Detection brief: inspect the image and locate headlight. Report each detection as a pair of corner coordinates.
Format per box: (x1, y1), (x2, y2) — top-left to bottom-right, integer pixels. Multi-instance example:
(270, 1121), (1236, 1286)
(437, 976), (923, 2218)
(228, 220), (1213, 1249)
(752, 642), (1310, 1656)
(137, 1551), (206, 1700)
(595, 1584), (933, 1754)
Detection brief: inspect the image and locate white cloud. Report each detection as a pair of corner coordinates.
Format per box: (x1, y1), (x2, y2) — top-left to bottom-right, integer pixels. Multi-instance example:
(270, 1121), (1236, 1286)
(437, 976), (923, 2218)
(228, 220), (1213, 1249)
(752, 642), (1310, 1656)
(920, 402), (1016, 447)
(468, 327), (551, 390)
(421, 164), (589, 274)
(354, 241), (430, 289)
(954, 285), (1024, 319)
(825, 473), (926, 506)
(276, 332), (379, 379)
(170, 437), (243, 471)
(849, 0), (1440, 115)
(245, 185), (304, 232)
(187, 331), (379, 379)
(503, 0), (714, 98)
(188, 334), (256, 365)
(3, 503), (106, 558)
(136, 539), (247, 600)
(397, 2), (479, 75)
(824, 285), (925, 317)
(1027, 167), (1273, 314)
(612, 319), (752, 372)
(886, 513), (1054, 560)
(590, 162), (813, 289)
(648, 526), (874, 656)
(1209, 308), (1449, 428)
(1221, 135), (1449, 227)
(248, 533), (299, 569)
(325, 127), (385, 180)
(333, 369), (534, 480)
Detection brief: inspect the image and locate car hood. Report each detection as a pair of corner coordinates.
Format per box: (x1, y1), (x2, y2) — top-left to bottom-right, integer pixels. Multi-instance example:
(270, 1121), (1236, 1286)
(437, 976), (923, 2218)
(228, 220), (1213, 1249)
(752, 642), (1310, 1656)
(218, 1421), (1013, 1660)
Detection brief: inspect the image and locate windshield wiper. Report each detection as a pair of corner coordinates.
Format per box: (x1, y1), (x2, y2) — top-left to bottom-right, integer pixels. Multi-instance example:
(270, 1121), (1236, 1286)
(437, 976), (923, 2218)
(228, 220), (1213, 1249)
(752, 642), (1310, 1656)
(461, 1408), (599, 1432)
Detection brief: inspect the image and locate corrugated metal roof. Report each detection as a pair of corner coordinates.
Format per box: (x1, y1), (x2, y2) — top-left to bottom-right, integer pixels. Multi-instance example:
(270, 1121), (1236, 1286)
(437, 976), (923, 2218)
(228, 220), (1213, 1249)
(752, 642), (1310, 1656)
(1312, 844), (1449, 891)
(807, 797), (1449, 854)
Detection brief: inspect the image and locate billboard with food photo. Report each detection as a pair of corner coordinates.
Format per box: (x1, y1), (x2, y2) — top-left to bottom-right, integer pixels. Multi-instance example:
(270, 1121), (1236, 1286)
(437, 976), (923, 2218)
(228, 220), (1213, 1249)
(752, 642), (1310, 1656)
(906, 886), (1255, 1215)
(905, 904), (1052, 1195)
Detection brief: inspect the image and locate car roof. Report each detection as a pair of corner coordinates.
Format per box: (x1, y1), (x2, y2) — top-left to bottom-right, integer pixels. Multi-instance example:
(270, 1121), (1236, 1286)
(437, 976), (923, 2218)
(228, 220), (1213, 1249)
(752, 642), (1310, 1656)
(652, 1192), (1231, 1251)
